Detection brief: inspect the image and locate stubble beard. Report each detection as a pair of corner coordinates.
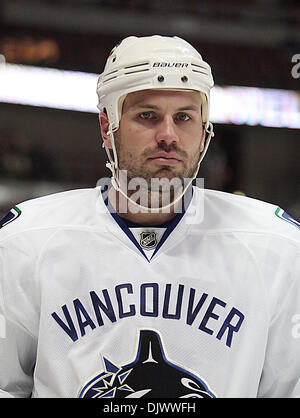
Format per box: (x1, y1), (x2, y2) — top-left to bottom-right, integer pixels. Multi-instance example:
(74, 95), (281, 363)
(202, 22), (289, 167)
(114, 136), (201, 210)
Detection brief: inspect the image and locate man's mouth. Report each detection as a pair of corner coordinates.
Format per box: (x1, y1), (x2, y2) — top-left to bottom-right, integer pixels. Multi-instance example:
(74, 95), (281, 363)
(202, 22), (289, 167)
(148, 152), (182, 166)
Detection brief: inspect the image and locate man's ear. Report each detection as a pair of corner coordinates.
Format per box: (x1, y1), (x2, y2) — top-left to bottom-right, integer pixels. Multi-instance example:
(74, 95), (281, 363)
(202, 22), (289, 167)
(99, 111), (112, 149)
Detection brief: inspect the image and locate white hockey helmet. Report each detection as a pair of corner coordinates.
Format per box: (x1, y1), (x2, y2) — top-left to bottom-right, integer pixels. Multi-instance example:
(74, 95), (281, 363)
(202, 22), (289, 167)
(97, 35), (214, 132)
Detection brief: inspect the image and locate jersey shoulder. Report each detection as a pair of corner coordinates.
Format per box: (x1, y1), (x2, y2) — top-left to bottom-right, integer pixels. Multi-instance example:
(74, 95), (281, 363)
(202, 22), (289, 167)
(196, 188), (300, 242)
(0, 187), (103, 240)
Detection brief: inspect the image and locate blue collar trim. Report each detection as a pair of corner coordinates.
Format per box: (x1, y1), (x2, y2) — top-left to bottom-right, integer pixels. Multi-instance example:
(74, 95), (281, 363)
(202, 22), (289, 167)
(101, 183), (193, 262)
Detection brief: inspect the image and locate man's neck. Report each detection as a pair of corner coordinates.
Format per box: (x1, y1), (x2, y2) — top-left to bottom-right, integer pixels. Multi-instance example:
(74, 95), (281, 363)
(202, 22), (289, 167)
(107, 187), (190, 226)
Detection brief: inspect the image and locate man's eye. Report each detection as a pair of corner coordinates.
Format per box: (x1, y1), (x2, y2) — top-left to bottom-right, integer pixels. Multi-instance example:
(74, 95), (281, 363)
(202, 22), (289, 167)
(140, 112), (153, 119)
(176, 113), (190, 121)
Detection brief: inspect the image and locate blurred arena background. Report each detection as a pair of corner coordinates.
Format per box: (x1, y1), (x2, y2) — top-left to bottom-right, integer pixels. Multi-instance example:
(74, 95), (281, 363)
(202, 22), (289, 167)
(0, 0), (299, 220)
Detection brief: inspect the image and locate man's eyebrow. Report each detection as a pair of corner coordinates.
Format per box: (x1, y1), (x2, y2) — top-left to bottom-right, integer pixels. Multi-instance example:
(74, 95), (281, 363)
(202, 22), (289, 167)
(177, 105), (200, 112)
(133, 104), (200, 111)
(133, 104), (159, 110)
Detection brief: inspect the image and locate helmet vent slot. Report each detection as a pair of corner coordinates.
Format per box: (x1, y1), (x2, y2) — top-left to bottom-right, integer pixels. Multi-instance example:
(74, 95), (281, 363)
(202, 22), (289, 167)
(124, 68), (150, 75)
(124, 62), (149, 69)
(105, 69), (118, 77)
(192, 69), (208, 75)
(124, 62), (150, 75)
(191, 63), (208, 75)
(102, 62), (150, 82)
(103, 75), (118, 82)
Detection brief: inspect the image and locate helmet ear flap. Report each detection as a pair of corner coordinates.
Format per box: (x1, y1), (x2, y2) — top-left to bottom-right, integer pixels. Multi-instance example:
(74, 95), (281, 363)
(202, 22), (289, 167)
(99, 111), (113, 149)
(118, 94), (127, 121)
(199, 92), (209, 128)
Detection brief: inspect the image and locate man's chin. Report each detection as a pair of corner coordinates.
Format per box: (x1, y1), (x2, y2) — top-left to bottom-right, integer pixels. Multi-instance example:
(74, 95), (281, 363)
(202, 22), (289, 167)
(150, 166), (187, 180)
(119, 167), (194, 191)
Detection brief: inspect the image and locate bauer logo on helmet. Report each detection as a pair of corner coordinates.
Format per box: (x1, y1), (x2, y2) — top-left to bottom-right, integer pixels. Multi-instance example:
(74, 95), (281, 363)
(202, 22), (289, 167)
(153, 62), (189, 68)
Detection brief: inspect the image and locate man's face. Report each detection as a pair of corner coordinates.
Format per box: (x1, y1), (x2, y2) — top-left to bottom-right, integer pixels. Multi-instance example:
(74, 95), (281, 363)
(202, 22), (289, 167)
(102, 89), (205, 188)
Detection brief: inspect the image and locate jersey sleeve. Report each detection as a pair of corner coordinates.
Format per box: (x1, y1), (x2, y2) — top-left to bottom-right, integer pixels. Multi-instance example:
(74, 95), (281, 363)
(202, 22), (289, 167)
(0, 234), (37, 397)
(0, 309), (36, 398)
(257, 245), (300, 397)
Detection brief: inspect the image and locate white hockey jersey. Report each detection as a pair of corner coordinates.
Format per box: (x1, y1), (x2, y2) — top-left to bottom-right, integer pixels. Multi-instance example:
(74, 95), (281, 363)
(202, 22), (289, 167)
(0, 185), (300, 398)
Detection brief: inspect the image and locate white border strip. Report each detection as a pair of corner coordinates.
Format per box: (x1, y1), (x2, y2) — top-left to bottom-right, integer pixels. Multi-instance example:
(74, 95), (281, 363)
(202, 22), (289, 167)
(0, 63), (299, 128)
(210, 85), (300, 129)
(0, 63), (98, 113)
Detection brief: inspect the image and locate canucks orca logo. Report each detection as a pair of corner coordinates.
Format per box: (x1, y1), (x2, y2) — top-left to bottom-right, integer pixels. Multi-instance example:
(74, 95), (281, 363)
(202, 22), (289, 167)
(78, 330), (216, 398)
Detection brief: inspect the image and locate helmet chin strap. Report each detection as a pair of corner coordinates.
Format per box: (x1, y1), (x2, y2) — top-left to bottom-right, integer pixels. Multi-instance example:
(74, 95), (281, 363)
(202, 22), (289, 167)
(104, 122), (214, 213)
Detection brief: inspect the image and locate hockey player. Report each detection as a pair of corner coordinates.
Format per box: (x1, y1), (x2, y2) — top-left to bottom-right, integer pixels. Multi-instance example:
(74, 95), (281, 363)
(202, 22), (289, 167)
(0, 35), (300, 398)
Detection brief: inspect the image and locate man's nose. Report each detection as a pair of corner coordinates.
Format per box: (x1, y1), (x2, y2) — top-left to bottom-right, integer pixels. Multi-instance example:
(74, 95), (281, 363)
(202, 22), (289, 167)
(154, 116), (179, 146)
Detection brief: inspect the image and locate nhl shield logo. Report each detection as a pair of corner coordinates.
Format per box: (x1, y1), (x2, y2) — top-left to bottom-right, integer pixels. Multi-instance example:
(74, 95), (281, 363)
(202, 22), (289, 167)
(139, 231), (157, 250)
